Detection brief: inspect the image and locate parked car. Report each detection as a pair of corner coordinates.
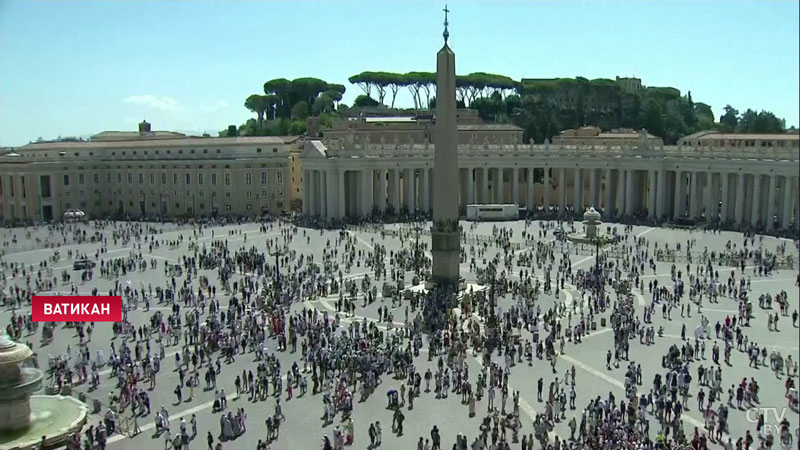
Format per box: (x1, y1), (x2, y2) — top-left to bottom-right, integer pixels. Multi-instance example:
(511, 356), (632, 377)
(73, 259), (96, 270)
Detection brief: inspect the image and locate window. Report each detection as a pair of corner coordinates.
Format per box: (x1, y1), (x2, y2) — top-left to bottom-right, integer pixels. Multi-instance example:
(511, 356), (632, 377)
(21, 177), (26, 198)
(117, 173), (122, 183)
(127, 173), (132, 184)
(162, 173), (167, 184)
(138, 173), (144, 184)
(225, 173), (231, 186)
(8, 176), (13, 197)
(199, 203), (205, 209)
(245, 173), (252, 185)
(185, 173), (191, 185)
(276, 189), (283, 197)
(211, 173), (217, 186)
(150, 173), (155, 184)
(173, 173), (178, 185)
(257, 148), (262, 153)
(63, 174), (70, 186)
(225, 191), (232, 198)
(226, 204), (232, 211)
(261, 190), (268, 197)
(79, 174), (85, 185)
(198, 173), (204, 185)
(246, 191), (252, 198)
(107, 173), (111, 183)
(261, 171), (267, 185)
(186, 191), (191, 197)
(199, 191), (205, 197)
(94, 173), (99, 184)
(212, 191), (217, 197)
(276, 171), (283, 184)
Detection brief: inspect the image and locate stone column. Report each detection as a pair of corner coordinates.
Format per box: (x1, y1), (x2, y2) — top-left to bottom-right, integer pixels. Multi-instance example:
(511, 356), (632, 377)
(527, 168), (535, 211)
(766, 174), (777, 229)
(317, 170), (328, 219)
(720, 173), (729, 222)
(362, 169), (374, 217)
(590, 169), (599, 209)
(421, 168), (431, 213)
(377, 169), (387, 213)
(618, 169), (627, 217)
(688, 171), (699, 218)
(704, 171), (714, 221)
(337, 169), (346, 218)
(656, 170), (666, 220)
(734, 172), (746, 224)
(325, 169), (337, 219)
(494, 168), (503, 203)
(481, 167), (489, 203)
(573, 168), (583, 213)
(392, 169), (401, 213)
(648, 169), (656, 220)
(782, 176), (795, 229)
(302, 170), (310, 215)
(312, 170), (321, 216)
(625, 169), (634, 216)
(512, 167), (519, 205)
(673, 170), (683, 220)
(404, 168), (415, 213)
(559, 168), (567, 216)
(543, 168), (550, 212)
(750, 174), (761, 226)
(604, 168), (614, 220)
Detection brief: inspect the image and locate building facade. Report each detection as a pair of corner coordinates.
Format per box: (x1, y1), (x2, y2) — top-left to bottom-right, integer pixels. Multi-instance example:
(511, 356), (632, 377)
(301, 124), (799, 230)
(0, 123), (299, 222)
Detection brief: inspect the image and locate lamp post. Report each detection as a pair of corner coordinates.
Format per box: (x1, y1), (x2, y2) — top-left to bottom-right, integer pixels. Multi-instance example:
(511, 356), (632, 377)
(412, 218), (424, 276)
(267, 246), (286, 305)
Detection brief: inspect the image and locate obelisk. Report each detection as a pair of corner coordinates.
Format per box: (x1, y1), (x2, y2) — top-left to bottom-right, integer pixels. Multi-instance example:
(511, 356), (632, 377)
(431, 5), (461, 291)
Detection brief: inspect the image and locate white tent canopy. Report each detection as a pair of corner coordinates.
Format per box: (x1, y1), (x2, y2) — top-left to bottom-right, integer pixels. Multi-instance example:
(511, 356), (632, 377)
(63, 209), (86, 220)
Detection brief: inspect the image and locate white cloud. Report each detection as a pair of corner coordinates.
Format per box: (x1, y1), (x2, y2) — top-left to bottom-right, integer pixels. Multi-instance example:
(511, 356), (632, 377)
(123, 95), (180, 111)
(216, 99), (229, 109)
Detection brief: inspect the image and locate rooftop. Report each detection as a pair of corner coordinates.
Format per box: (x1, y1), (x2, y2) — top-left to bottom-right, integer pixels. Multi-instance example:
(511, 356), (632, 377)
(17, 135), (297, 151)
(682, 130), (798, 141)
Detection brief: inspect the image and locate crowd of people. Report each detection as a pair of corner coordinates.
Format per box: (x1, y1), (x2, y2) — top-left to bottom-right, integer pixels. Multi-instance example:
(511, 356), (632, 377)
(0, 216), (797, 450)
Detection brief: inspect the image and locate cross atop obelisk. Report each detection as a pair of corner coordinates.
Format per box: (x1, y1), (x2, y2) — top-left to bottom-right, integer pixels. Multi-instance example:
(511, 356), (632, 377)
(442, 4), (450, 44)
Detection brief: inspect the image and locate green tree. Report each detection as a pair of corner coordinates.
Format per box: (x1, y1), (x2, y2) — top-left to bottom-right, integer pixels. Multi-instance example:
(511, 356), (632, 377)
(244, 94), (269, 133)
(642, 100), (665, 138)
(312, 94), (334, 115)
(264, 78), (292, 119)
(291, 101), (309, 120)
(719, 105), (739, 132)
(353, 95), (379, 107)
(288, 120), (306, 135)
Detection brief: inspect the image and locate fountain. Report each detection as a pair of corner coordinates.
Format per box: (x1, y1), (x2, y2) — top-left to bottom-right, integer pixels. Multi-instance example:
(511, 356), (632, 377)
(0, 333), (88, 450)
(567, 206), (614, 246)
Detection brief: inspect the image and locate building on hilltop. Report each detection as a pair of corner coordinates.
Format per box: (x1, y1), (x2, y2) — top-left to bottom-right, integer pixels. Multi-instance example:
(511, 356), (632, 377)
(552, 126), (662, 146)
(678, 130), (800, 149)
(321, 109), (523, 146)
(615, 76), (643, 93)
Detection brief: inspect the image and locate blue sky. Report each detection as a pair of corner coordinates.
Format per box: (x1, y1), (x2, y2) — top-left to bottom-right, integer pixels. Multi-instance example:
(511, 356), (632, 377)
(0, 0), (797, 146)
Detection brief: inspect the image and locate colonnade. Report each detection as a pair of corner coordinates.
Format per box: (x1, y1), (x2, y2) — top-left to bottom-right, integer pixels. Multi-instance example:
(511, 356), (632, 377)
(303, 166), (798, 230)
